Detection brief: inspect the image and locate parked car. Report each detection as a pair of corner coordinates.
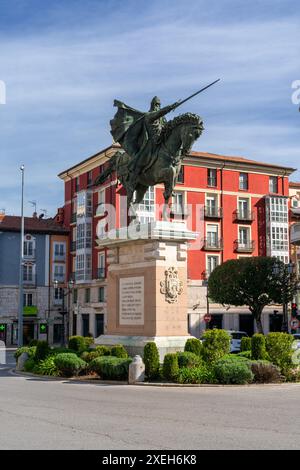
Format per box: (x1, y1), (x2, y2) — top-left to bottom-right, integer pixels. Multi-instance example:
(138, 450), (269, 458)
(225, 330), (249, 353)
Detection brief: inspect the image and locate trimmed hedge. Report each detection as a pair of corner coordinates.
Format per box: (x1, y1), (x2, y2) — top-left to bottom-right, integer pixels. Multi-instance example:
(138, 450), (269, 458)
(84, 336), (94, 348)
(266, 333), (294, 374)
(89, 356), (132, 380)
(54, 353), (87, 377)
(240, 337), (252, 352)
(175, 366), (216, 384)
(214, 359), (254, 384)
(81, 350), (102, 363)
(176, 352), (203, 369)
(95, 345), (111, 356)
(68, 336), (87, 353)
(163, 353), (179, 381)
(143, 342), (160, 380)
(237, 350), (252, 359)
(202, 329), (231, 363)
(251, 334), (267, 360)
(110, 344), (128, 358)
(34, 340), (50, 362)
(184, 338), (203, 356)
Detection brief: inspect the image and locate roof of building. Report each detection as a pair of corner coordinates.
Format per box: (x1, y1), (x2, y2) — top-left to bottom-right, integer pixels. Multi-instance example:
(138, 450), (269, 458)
(0, 215), (69, 234)
(188, 151), (296, 172)
(289, 182), (300, 189)
(58, 144), (296, 177)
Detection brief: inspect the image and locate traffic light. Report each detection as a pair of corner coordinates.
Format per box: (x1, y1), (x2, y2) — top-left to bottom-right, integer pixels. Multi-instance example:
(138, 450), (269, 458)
(291, 303), (298, 318)
(0, 324), (6, 333)
(39, 323), (48, 335)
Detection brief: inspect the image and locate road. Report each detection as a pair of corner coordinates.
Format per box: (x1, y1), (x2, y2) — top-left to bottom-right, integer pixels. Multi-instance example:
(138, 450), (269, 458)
(1, 351), (300, 450)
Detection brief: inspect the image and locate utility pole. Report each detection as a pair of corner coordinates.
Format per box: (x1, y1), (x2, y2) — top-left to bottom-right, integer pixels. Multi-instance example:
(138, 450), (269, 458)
(18, 165), (25, 347)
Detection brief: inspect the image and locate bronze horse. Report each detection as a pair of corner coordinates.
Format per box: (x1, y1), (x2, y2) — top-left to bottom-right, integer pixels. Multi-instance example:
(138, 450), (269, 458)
(94, 113), (204, 215)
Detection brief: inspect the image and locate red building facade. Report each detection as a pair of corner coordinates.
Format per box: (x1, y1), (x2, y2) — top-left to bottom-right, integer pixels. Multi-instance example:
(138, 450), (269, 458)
(59, 145), (294, 337)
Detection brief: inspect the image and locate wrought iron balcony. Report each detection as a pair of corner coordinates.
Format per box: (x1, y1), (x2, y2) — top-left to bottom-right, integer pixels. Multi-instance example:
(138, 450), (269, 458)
(233, 210), (254, 222)
(203, 237), (223, 251)
(204, 206), (223, 219)
(234, 239), (255, 253)
(97, 268), (106, 279)
(71, 213), (77, 224)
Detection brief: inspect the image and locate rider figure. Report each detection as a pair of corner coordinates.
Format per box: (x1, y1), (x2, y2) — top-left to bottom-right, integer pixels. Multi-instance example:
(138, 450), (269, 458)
(126, 96), (179, 194)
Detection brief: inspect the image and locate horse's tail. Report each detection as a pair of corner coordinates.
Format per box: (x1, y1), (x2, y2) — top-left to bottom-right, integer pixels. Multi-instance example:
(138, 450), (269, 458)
(94, 152), (119, 186)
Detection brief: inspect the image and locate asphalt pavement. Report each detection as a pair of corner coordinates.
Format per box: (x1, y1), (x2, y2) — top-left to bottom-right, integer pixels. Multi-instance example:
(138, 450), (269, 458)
(0, 351), (300, 450)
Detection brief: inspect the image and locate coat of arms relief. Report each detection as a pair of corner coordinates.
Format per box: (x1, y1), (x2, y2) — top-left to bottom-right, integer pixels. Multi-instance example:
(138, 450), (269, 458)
(160, 267), (183, 303)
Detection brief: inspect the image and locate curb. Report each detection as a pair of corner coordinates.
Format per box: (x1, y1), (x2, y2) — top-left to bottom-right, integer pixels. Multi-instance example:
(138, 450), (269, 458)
(10, 369), (128, 385)
(10, 369), (300, 388)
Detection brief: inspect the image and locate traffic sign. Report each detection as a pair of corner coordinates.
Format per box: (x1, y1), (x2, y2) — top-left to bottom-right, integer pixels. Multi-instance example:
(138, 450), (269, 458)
(204, 314), (212, 323)
(290, 319), (300, 330)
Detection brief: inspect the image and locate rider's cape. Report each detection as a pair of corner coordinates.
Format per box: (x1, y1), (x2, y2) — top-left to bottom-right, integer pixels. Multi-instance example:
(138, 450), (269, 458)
(110, 100), (152, 161)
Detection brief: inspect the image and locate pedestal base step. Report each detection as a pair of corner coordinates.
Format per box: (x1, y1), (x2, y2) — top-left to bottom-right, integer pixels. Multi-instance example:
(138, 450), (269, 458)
(94, 335), (193, 361)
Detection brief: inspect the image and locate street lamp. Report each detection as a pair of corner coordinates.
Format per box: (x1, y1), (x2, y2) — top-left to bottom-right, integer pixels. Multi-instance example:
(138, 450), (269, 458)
(272, 261), (294, 333)
(18, 165), (25, 347)
(54, 279), (74, 346)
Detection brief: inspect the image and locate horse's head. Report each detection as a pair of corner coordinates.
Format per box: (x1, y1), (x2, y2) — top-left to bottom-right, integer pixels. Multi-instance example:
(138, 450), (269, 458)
(178, 113), (204, 154)
(161, 113), (204, 156)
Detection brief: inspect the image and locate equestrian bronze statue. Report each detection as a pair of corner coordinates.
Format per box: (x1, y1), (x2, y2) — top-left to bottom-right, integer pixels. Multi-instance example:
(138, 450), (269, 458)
(94, 80), (219, 214)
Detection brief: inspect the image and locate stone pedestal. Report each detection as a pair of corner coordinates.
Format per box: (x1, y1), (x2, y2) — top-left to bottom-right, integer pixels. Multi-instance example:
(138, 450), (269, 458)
(95, 221), (197, 360)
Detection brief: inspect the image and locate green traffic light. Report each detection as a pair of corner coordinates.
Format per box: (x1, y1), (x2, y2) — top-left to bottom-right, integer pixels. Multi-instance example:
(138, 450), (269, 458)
(0, 324), (5, 331)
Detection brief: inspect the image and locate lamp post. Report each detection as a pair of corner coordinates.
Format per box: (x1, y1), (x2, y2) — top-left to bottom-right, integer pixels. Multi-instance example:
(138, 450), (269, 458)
(54, 279), (74, 346)
(18, 165), (25, 347)
(272, 261), (294, 333)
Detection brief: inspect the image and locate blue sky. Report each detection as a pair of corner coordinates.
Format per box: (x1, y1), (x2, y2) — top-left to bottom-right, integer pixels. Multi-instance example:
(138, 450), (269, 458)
(0, 0), (299, 216)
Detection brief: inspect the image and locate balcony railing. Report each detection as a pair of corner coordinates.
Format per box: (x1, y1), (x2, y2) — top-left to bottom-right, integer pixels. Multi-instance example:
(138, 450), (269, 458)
(234, 239), (255, 253)
(204, 206), (223, 219)
(71, 213), (77, 224)
(54, 252), (66, 261)
(207, 177), (217, 187)
(97, 268), (106, 279)
(203, 237), (223, 251)
(23, 275), (36, 286)
(53, 274), (65, 283)
(291, 223), (300, 246)
(233, 210), (254, 222)
(23, 249), (36, 259)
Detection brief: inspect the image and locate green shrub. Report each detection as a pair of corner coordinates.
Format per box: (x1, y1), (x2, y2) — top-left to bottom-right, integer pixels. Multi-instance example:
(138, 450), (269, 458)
(237, 350), (252, 359)
(251, 334), (267, 360)
(214, 360), (254, 385)
(34, 356), (59, 376)
(29, 339), (39, 347)
(14, 346), (36, 360)
(184, 338), (203, 356)
(163, 353), (179, 381)
(50, 347), (76, 355)
(89, 356), (132, 380)
(81, 350), (102, 363)
(54, 353), (87, 377)
(240, 337), (252, 352)
(266, 333), (294, 373)
(68, 336), (87, 353)
(95, 345), (111, 356)
(175, 366), (216, 384)
(176, 351), (203, 368)
(202, 329), (231, 363)
(23, 357), (36, 372)
(110, 344), (128, 358)
(219, 354), (251, 364)
(84, 336), (94, 348)
(143, 342), (160, 380)
(34, 340), (50, 362)
(250, 360), (282, 383)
